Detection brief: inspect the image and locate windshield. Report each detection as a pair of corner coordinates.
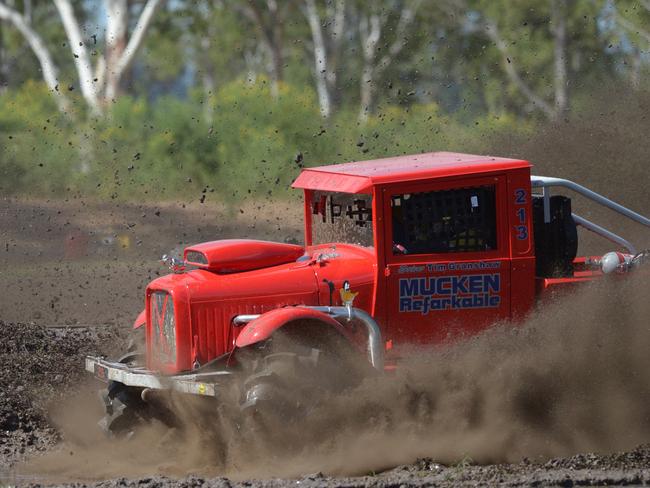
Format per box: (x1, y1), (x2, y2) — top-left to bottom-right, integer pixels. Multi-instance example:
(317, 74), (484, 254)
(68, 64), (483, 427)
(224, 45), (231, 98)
(311, 191), (374, 247)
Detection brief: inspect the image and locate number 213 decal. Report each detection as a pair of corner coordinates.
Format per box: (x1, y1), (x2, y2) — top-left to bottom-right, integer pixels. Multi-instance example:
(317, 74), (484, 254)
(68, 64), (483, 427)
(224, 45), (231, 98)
(514, 189), (528, 240)
(514, 189), (527, 204)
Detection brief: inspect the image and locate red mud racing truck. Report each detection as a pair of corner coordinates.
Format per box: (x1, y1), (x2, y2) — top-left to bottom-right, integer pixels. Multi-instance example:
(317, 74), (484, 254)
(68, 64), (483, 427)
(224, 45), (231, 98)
(86, 152), (650, 434)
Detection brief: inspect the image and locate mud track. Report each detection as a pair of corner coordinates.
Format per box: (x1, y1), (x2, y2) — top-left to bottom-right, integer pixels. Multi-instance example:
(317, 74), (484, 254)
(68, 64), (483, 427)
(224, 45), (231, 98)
(3, 272), (650, 486)
(0, 322), (126, 470)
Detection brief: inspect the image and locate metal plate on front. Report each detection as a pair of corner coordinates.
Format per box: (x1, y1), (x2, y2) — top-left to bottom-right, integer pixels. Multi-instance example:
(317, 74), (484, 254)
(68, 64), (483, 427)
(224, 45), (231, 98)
(94, 363), (108, 381)
(84, 355), (229, 397)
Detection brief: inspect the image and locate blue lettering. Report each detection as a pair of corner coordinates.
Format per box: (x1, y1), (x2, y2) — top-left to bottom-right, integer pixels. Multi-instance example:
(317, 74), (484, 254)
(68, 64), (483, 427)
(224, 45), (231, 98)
(399, 273), (502, 315)
(400, 279), (419, 297)
(419, 277), (435, 296)
(485, 274), (500, 293)
(452, 276), (469, 294)
(399, 298), (412, 311)
(468, 275), (483, 293)
(437, 276), (451, 295)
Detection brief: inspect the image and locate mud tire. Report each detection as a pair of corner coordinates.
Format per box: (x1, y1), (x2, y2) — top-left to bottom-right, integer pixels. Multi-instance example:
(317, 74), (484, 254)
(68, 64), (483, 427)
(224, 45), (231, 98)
(240, 351), (322, 420)
(98, 383), (148, 437)
(237, 326), (370, 438)
(97, 351), (150, 438)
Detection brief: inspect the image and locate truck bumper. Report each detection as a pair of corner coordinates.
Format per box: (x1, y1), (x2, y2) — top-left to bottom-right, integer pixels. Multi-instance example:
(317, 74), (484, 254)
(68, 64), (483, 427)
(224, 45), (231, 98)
(85, 356), (233, 398)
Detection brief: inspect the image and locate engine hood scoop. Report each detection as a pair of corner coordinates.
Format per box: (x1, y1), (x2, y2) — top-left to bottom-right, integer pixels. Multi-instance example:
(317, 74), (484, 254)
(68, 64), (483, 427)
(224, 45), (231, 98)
(184, 239), (305, 274)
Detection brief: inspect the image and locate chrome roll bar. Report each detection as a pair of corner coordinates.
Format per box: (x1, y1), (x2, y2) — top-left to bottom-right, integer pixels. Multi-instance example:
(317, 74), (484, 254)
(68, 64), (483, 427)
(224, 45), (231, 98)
(531, 176), (650, 252)
(572, 213), (637, 255)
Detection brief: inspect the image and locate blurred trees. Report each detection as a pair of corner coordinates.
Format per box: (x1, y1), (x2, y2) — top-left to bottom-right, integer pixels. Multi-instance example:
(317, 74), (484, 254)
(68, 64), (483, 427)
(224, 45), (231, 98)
(0, 0), (163, 115)
(0, 0), (649, 200)
(1, 0), (646, 119)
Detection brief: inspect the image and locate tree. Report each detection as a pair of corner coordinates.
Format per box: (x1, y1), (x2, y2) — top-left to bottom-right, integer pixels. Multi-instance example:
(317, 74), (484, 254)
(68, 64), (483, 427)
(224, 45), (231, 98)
(300, 0), (347, 118)
(0, 0), (163, 115)
(235, 0), (289, 97)
(356, 0), (422, 122)
(438, 0), (608, 120)
(606, 0), (650, 88)
(0, 1), (69, 112)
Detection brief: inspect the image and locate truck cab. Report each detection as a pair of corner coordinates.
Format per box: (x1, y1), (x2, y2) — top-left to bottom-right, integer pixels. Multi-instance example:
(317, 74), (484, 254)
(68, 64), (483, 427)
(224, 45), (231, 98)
(294, 152), (536, 350)
(294, 151), (650, 352)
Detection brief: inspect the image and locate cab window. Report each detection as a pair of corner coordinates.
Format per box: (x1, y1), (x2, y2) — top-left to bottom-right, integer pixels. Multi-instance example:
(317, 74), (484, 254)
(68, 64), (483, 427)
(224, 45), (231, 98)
(391, 185), (497, 255)
(312, 191), (374, 247)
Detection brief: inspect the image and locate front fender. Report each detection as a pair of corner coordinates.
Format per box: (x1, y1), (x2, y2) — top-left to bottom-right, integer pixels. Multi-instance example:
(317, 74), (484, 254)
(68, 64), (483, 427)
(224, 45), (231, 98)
(235, 307), (353, 348)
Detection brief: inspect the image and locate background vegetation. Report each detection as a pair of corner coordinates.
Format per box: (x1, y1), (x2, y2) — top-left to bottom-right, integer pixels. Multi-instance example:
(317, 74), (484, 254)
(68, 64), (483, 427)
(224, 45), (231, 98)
(0, 0), (648, 203)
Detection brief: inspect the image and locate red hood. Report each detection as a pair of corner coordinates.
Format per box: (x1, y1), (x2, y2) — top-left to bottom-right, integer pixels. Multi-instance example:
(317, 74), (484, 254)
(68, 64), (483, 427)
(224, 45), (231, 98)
(184, 239), (305, 273)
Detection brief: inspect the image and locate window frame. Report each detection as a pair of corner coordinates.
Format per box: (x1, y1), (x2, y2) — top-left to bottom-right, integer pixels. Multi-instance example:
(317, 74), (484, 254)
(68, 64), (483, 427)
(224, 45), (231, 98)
(383, 175), (508, 264)
(309, 190), (375, 248)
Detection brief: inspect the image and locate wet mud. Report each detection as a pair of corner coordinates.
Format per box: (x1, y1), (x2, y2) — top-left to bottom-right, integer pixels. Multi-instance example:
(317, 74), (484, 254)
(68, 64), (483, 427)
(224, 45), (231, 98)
(2, 273), (649, 486)
(0, 321), (127, 471)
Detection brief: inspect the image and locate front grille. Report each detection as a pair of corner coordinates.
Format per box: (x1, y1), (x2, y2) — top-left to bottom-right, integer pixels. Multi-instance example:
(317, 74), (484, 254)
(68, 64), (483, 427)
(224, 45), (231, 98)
(150, 291), (176, 363)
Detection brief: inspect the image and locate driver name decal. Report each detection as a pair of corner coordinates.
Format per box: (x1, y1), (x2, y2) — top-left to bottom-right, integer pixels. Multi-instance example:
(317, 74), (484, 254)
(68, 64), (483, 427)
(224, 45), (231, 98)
(399, 274), (501, 314)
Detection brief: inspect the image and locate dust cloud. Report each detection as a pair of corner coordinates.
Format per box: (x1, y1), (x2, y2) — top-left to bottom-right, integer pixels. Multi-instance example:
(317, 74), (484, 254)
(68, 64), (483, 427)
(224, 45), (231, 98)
(19, 271), (650, 481)
(488, 84), (650, 252)
(304, 272), (650, 474)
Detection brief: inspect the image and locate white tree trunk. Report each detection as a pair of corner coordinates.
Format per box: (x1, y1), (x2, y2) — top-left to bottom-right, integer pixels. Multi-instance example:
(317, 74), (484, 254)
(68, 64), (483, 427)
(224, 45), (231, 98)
(53, 0), (101, 115)
(326, 0), (345, 97)
(104, 0), (128, 102)
(0, 1), (70, 113)
(357, 2), (420, 123)
(55, 0), (161, 110)
(483, 18), (555, 119)
(106, 0), (162, 101)
(551, 0), (568, 118)
(1, 0), (162, 115)
(237, 0), (285, 98)
(303, 0), (332, 118)
(358, 13), (381, 122)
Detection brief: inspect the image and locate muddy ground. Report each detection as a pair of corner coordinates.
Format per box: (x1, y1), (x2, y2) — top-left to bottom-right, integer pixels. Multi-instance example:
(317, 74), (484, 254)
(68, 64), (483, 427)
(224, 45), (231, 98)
(1, 175), (650, 486)
(2, 304), (650, 487)
(0, 197), (302, 325)
(1, 319), (650, 488)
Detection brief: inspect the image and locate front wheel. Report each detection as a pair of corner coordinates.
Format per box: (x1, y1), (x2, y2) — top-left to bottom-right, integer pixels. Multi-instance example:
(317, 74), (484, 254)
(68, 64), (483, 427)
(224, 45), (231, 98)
(98, 382), (148, 437)
(97, 351), (173, 438)
(236, 323), (371, 448)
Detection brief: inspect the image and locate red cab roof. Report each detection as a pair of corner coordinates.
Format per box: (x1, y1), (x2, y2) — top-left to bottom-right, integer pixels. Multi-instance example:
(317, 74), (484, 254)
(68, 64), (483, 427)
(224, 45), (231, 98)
(292, 151), (531, 193)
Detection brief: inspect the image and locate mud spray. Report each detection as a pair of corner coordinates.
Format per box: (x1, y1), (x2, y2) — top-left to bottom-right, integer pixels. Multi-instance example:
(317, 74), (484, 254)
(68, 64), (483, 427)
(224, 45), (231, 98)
(18, 272), (650, 482)
(13, 84), (650, 482)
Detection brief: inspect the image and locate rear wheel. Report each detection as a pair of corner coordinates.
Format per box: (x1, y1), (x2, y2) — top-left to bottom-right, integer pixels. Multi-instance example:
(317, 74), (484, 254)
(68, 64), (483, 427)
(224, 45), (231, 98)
(240, 350), (323, 420)
(237, 349), (333, 455)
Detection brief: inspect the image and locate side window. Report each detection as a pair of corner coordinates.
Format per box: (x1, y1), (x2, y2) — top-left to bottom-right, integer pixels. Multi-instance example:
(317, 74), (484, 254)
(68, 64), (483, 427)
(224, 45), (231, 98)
(391, 185), (497, 255)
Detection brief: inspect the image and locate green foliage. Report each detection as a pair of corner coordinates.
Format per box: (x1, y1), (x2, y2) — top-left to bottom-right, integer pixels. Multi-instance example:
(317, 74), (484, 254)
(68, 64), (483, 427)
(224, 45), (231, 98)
(0, 81), (77, 195)
(89, 95), (218, 199)
(0, 79), (529, 201)
(208, 80), (322, 198)
(0, 0), (648, 206)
